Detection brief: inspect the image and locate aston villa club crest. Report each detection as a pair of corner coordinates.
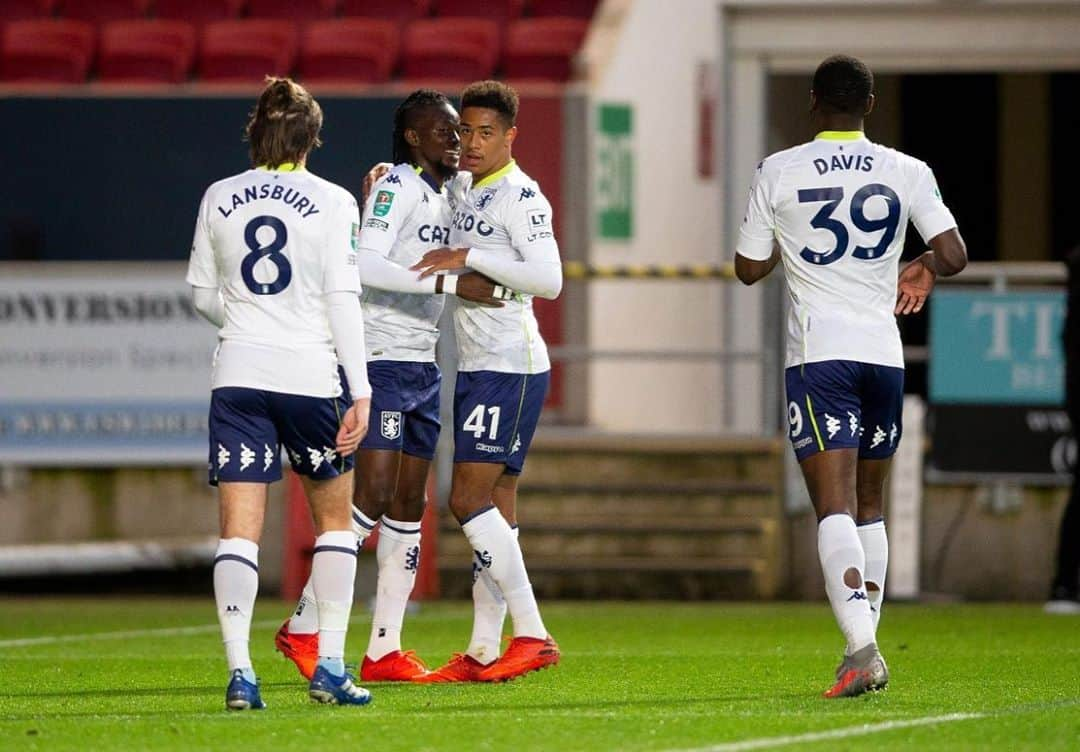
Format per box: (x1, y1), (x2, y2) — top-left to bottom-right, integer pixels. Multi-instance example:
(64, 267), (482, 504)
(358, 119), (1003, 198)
(380, 410), (402, 440)
(475, 188), (497, 211)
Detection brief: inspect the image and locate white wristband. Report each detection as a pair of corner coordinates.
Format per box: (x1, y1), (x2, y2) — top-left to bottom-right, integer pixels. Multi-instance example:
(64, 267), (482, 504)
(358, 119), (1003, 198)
(440, 274), (457, 295)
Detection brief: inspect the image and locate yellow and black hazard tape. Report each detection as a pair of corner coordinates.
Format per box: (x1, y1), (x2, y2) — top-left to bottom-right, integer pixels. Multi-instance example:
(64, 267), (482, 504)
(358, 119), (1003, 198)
(561, 261), (736, 280)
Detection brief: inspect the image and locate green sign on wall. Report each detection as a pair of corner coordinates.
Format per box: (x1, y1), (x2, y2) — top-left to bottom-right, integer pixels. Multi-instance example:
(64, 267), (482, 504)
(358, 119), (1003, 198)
(595, 103), (633, 240)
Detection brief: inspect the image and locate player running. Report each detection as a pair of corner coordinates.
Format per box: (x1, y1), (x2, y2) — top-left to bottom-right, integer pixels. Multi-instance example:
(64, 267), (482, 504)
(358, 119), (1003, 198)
(274, 89), (506, 682)
(734, 55), (967, 698)
(409, 80), (562, 682)
(188, 78), (373, 709)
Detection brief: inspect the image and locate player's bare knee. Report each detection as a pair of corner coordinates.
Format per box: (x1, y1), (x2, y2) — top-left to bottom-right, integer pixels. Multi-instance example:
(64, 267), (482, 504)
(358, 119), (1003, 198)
(866, 581), (880, 593)
(395, 494), (426, 523)
(843, 567), (863, 589)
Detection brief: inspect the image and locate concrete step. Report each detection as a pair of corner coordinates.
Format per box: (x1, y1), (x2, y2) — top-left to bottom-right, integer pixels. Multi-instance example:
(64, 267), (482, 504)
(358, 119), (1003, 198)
(521, 432), (783, 485)
(508, 480), (780, 521)
(437, 517), (777, 559)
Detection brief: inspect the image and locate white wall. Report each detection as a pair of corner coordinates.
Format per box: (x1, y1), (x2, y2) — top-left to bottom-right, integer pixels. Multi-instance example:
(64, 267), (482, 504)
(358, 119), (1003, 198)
(585, 0), (728, 433)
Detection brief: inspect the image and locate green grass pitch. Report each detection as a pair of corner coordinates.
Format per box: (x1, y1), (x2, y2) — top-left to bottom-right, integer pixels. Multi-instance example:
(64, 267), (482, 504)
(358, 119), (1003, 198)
(0, 599), (1077, 751)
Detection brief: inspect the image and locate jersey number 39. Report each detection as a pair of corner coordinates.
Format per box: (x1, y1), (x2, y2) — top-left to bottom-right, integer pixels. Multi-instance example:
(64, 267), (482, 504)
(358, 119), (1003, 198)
(241, 215), (292, 295)
(797, 183), (900, 266)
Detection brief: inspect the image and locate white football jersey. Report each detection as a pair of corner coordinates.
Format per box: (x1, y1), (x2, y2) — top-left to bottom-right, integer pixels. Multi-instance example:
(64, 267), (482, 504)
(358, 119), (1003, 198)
(357, 163), (450, 362)
(737, 131), (957, 369)
(186, 167), (362, 397)
(447, 162), (557, 374)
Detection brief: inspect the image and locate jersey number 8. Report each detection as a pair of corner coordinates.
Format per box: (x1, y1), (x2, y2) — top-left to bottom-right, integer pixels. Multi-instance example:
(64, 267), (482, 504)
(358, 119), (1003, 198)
(242, 215), (292, 295)
(797, 183), (900, 266)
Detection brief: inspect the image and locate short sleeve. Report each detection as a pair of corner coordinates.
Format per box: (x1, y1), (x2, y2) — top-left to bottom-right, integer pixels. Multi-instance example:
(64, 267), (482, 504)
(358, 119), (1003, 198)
(735, 160), (777, 261)
(506, 189), (560, 260)
(184, 191), (219, 288)
(322, 192), (363, 295)
(357, 171), (411, 257)
(909, 162), (957, 244)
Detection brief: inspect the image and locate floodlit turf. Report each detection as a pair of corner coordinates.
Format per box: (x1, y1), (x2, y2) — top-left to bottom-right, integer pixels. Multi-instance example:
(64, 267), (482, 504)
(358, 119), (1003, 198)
(0, 599), (1077, 751)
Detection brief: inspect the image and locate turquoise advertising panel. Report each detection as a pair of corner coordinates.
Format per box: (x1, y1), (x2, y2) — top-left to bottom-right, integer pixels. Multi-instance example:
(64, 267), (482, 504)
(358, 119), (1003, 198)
(929, 289), (1065, 405)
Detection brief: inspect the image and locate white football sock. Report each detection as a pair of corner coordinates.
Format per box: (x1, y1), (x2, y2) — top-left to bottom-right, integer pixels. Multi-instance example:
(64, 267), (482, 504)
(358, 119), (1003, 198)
(466, 526), (517, 664)
(462, 507), (546, 641)
(311, 530), (358, 661)
(366, 516), (422, 661)
(858, 518), (889, 631)
(289, 506), (374, 635)
(214, 537), (259, 673)
(818, 514), (875, 655)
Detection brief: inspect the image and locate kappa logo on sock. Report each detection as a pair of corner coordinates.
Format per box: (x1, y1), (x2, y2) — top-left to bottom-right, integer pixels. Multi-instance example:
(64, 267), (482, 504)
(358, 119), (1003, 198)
(225, 604), (241, 614)
(404, 544), (420, 572)
(471, 561), (481, 583)
(378, 628), (387, 638)
(846, 591), (867, 602)
(294, 602), (305, 617)
(474, 549), (493, 569)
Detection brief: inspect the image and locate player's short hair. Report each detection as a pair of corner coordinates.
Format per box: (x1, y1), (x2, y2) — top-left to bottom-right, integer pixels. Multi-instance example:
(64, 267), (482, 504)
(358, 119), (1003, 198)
(461, 80), (519, 128)
(246, 77), (323, 168)
(812, 55), (874, 116)
(392, 88), (453, 164)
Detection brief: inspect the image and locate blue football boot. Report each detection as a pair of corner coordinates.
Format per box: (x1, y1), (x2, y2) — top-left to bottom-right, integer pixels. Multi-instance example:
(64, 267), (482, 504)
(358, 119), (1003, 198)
(225, 668), (266, 711)
(308, 665), (372, 706)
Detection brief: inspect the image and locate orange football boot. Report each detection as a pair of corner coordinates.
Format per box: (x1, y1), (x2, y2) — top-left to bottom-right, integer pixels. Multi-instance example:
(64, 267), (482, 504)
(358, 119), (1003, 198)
(274, 620), (318, 681)
(411, 652), (489, 683)
(360, 650), (430, 681)
(476, 635), (560, 682)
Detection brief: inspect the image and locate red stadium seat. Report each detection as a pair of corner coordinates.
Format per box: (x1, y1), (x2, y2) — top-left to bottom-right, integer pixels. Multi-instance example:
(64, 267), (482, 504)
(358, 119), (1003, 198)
(0, 0), (56, 23)
(339, 0), (429, 24)
(199, 19), (297, 82)
(431, 0), (522, 23)
(528, 0), (598, 18)
(298, 18), (397, 84)
(55, 0), (149, 25)
(246, 0), (338, 22)
(401, 18), (498, 82)
(0, 18), (94, 82)
(154, 0), (244, 27)
(502, 17), (587, 82)
(98, 19), (195, 83)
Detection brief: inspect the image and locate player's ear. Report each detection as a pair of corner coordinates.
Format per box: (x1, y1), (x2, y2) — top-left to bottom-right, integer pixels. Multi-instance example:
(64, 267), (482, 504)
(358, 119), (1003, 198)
(505, 125), (518, 149)
(864, 94), (876, 117)
(808, 90), (817, 112)
(405, 128), (421, 147)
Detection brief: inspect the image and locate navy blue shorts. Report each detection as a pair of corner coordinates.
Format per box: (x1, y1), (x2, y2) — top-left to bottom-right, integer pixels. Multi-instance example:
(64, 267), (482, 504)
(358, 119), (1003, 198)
(785, 360), (904, 462)
(453, 370), (549, 475)
(359, 360), (441, 460)
(207, 387), (355, 485)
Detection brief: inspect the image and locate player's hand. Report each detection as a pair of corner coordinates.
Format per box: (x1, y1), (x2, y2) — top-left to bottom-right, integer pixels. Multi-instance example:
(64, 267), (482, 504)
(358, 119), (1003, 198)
(455, 272), (505, 308)
(360, 162), (393, 203)
(336, 398), (370, 456)
(411, 247), (471, 278)
(895, 252), (936, 315)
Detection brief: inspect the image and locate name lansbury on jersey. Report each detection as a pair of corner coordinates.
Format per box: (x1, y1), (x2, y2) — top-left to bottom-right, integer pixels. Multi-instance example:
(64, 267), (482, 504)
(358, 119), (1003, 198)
(216, 182), (321, 220)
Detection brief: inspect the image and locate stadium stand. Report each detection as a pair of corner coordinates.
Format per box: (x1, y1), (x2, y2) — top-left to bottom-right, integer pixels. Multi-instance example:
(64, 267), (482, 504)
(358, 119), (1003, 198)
(529, 0), (599, 17)
(431, 0), (524, 23)
(55, 0), (150, 25)
(400, 17), (499, 82)
(0, 0), (55, 23)
(339, 0), (430, 24)
(198, 19), (298, 82)
(0, 18), (94, 82)
(298, 18), (398, 84)
(246, 0), (338, 23)
(154, 0), (244, 27)
(502, 17), (588, 81)
(98, 19), (196, 83)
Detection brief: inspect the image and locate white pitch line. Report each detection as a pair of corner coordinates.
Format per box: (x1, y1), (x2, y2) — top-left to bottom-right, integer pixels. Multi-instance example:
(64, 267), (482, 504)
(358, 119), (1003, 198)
(665, 712), (986, 752)
(0, 619), (282, 648)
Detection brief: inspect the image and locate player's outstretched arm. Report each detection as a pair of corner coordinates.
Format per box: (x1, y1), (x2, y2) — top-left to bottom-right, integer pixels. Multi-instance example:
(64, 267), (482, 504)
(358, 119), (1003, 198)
(734, 246), (781, 285)
(191, 285), (225, 327)
(894, 229), (967, 315)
